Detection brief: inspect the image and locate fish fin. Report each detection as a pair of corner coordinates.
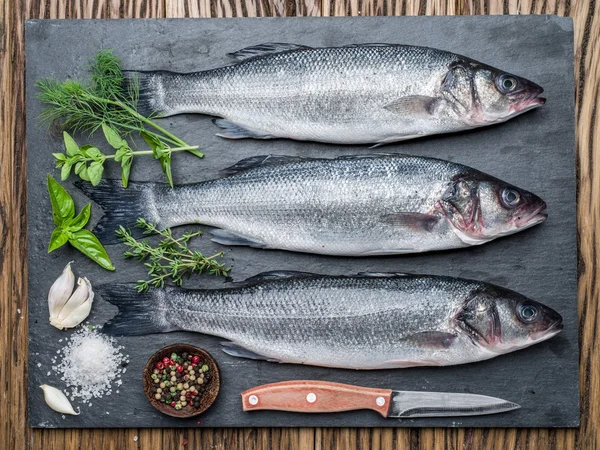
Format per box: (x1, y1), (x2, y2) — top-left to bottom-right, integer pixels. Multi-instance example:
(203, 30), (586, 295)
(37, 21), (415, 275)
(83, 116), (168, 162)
(222, 154), (405, 174)
(221, 342), (280, 362)
(342, 43), (397, 48)
(406, 331), (457, 349)
(222, 155), (311, 175)
(357, 272), (410, 278)
(123, 70), (167, 117)
(99, 284), (180, 336)
(242, 271), (318, 284)
(383, 95), (442, 117)
(335, 153), (399, 160)
(370, 135), (425, 147)
(356, 249), (414, 255)
(227, 43), (312, 61)
(210, 229), (266, 248)
(380, 212), (441, 231)
(75, 180), (161, 244)
(385, 359), (443, 368)
(213, 119), (274, 140)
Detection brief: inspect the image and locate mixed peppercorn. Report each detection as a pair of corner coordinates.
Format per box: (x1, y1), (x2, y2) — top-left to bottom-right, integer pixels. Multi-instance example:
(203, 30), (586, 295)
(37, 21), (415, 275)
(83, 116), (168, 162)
(150, 351), (211, 410)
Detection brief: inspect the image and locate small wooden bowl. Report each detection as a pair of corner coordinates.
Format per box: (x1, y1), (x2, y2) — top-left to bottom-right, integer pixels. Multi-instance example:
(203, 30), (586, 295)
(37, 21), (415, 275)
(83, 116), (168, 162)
(143, 344), (220, 418)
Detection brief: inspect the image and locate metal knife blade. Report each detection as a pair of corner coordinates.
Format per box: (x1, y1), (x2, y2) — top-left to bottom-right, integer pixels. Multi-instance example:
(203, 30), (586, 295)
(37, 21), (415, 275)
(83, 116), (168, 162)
(388, 390), (520, 418)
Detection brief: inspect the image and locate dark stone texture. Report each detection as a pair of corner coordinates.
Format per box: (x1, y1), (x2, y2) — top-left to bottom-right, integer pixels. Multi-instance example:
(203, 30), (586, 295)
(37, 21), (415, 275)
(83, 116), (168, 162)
(26, 16), (577, 428)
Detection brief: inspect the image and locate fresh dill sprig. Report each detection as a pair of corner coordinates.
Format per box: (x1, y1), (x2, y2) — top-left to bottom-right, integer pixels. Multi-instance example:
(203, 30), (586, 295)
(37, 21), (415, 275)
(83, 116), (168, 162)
(90, 49), (131, 102)
(115, 218), (230, 292)
(37, 50), (203, 186)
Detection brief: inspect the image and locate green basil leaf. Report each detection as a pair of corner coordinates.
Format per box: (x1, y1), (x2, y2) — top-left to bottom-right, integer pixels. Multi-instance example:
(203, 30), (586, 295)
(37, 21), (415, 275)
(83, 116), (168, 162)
(47, 174), (75, 226)
(186, 147), (204, 158)
(63, 132), (80, 157)
(102, 123), (124, 149)
(152, 145), (165, 159)
(121, 155), (132, 188)
(88, 161), (104, 186)
(140, 130), (161, 149)
(159, 154), (173, 187)
(74, 161), (85, 175)
(69, 229), (115, 271)
(60, 161), (73, 181)
(53, 153), (67, 162)
(48, 228), (69, 253)
(81, 145), (104, 163)
(78, 164), (91, 182)
(64, 202), (91, 231)
(114, 146), (127, 163)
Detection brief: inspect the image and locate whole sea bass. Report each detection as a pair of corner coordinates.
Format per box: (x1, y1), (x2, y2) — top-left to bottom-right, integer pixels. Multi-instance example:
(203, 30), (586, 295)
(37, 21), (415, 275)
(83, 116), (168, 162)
(127, 43), (546, 145)
(79, 154), (547, 255)
(101, 272), (563, 369)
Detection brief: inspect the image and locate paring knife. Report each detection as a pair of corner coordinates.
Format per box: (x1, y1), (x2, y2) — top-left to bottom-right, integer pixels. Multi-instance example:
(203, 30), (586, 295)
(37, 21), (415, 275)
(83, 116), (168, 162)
(241, 381), (520, 418)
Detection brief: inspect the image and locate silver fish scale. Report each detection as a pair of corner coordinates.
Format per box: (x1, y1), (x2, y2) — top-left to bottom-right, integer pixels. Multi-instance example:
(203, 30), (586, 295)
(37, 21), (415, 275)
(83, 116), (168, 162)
(163, 275), (485, 369)
(149, 45), (465, 143)
(151, 155), (468, 255)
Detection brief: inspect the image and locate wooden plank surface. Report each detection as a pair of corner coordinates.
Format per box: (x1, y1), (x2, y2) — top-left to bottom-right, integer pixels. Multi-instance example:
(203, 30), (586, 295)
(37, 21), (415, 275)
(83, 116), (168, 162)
(1, 0), (596, 448)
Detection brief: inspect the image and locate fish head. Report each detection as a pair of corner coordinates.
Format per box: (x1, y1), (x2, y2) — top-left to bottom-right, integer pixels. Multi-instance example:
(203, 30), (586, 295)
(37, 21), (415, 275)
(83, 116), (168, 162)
(442, 60), (545, 126)
(455, 286), (563, 354)
(438, 175), (547, 245)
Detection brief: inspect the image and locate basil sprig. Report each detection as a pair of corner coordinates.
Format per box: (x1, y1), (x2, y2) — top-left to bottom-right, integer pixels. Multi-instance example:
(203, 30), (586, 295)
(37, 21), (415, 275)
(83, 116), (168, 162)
(54, 126), (201, 189)
(47, 174), (115, 271)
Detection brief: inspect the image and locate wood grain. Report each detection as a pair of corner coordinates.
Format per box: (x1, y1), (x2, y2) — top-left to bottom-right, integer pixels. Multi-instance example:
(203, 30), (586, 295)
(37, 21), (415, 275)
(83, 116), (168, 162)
(1, 0), (597, 448)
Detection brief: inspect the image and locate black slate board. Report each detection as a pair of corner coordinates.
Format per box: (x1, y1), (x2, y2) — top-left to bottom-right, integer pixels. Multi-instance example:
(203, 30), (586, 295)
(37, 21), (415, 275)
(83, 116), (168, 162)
(26, 16), (577, 428)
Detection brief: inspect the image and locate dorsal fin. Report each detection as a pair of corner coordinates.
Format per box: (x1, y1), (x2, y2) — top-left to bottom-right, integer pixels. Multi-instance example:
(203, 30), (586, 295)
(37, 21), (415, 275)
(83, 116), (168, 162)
(241, 271), (318, 284)
(222, 153), (407, 175)
(342, 43), (398, 48)
(222, 155), (312, 175)
(335, 153), (400, 160)
(239, 271), (412, 285)
(227, 43), (313, 61)
(356, 272), (410, 278)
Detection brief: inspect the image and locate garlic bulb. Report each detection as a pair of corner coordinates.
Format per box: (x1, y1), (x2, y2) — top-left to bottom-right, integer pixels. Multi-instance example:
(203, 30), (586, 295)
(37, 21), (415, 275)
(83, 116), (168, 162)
(48, 264), (94, 330)
(48, 262), (74, 320)
(40, 384), (80, 415)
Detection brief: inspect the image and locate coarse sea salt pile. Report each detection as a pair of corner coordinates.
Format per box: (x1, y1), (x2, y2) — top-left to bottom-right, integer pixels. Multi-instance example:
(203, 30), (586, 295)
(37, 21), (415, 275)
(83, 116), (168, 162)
(52, 327), (129, 404)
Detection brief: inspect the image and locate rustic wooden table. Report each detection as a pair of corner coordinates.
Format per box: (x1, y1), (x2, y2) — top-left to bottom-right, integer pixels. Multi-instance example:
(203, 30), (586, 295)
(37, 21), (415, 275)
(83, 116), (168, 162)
(1, 1), (596, 449)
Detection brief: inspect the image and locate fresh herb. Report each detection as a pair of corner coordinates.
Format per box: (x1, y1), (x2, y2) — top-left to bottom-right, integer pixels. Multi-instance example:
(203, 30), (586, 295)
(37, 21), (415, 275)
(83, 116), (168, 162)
(53, 126), (199, 188)
(115, 218), (229, 292)
(37, 50), (203, 187)
(47, 174), (115, 271)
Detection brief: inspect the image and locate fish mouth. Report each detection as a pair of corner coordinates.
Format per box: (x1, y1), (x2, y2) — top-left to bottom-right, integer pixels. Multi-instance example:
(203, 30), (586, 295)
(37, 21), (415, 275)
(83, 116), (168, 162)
(519, 95), (546, 111)
(512, 86), (546, 113)
(515, 203), (548, 229)
(531, 317), (564, 341)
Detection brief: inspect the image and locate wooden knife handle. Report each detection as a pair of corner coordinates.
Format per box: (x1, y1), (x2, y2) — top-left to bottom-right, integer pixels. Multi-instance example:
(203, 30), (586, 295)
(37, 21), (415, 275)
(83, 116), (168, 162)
(241, 380), (392, 417)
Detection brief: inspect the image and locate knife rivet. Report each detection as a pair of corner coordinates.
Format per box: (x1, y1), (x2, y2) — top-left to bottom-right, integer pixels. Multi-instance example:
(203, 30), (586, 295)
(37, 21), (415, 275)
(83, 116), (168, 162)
(306, 393), (317, 403)
(249, 395), (259, 405)
(376, 396), (386, 407)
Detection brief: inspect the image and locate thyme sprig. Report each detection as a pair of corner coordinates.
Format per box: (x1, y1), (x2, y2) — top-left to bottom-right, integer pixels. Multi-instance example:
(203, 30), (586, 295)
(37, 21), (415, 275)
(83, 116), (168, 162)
(116, 218), (229, 292)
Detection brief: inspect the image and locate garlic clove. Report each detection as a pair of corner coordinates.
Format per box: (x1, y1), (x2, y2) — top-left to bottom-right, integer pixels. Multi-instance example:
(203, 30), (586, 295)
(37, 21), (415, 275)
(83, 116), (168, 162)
(48, 262), (75, 320)
(56, 296), (93, 329)
(56, 277), (92, 321)
(40, 384), (80, 415)
(51, 277), (94, 330)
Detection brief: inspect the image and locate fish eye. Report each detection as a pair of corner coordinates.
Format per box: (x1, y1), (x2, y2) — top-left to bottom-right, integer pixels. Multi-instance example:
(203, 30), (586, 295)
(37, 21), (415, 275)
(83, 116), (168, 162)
(497, 75), (517, 93)
(501, 188), (521, 208)
(518, 304), (539, 323)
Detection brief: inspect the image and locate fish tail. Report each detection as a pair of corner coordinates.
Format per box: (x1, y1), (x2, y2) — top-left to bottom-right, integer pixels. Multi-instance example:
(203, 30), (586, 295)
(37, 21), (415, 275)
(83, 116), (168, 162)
(100, 284), (180, 336)
(123, 70), (170, 117)
(75, 179), (160, 245)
